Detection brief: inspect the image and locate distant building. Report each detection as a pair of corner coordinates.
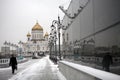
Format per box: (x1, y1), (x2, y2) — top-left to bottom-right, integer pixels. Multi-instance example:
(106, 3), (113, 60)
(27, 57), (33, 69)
(22, 21), (49, 57)
(1, 47), (10, 55)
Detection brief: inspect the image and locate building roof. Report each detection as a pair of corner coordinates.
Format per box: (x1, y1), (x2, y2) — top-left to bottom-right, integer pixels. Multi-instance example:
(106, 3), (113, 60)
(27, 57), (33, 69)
(44, 32), (49, 36)
(32, 22), (43, 31)
(27, 32), (31, 37)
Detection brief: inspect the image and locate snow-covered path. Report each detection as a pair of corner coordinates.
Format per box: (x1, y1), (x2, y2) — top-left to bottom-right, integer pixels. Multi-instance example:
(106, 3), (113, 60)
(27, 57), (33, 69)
(8, 56), (66, 80)
(0, 58), (40, 80)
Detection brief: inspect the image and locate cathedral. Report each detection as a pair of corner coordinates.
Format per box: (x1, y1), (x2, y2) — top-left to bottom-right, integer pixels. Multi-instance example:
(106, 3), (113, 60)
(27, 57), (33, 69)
(23, 21), (49, 57)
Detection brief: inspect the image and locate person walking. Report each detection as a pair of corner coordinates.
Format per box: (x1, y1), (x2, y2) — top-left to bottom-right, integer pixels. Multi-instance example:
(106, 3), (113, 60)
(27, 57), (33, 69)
(102, 52), (113, 72)
(9, 54), (18, 74)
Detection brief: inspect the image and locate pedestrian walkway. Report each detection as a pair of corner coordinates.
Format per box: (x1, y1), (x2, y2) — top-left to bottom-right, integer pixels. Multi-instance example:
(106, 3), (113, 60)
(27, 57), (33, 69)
(8, 56), (66, 80)
(0, 58), (41, 80)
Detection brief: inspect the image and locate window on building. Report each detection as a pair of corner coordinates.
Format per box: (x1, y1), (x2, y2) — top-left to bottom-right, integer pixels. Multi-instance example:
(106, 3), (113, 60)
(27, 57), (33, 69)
(35, 34), (36, 39)
(37, 45), (40, 50)
(67, 33), (69, 41)
(32, 34), (34, 39)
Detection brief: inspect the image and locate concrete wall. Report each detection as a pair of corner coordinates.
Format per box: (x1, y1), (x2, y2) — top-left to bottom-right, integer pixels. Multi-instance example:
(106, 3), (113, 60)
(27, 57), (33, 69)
(59, 62), (96, 80)
(62, 0), (120, 56)
(59, 61), (120, 80)
(62, 0), (120, 43)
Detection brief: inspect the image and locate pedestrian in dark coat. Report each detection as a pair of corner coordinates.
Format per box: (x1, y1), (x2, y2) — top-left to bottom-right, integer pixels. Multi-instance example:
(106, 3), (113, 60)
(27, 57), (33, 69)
(9, 54), (17, 74)
(102, 52), (113, 72)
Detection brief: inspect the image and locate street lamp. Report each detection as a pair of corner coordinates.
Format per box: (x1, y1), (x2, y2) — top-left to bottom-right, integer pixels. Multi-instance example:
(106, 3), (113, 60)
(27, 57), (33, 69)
(51, 16), (62, 60)
(51, 24), (57, 59)
(48, 33), (55, 60)
(48, 38), (52, 58)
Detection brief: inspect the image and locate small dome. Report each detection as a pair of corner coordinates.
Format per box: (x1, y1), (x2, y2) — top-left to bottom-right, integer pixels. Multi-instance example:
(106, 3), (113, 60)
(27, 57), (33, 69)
(27, 32), (31, 37)
(32, 22), (43, 31)
(45, 32), (49, 36)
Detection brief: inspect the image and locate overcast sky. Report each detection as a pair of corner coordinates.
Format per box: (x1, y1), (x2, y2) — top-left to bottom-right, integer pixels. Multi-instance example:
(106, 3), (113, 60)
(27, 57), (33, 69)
(0, 0), (70, 50)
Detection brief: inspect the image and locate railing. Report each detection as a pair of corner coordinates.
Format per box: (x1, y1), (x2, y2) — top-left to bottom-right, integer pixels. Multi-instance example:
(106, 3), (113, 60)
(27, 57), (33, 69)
(59, 61), (120, 80)
(0, 58), (28, 68)
(0, 59), (9, 64)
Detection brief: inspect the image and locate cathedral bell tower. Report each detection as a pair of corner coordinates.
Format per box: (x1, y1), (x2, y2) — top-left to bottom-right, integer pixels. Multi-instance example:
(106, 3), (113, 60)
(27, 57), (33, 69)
(27, 32), (31, 41)
(44, 32), (49, 41)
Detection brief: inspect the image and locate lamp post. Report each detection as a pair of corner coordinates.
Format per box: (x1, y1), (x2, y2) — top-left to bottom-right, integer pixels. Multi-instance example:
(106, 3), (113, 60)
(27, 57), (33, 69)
(51, 24), (57, 59)
(48, 38), (52, 58)
(51, 16), (62, 60)
(49, 33), (53, 58)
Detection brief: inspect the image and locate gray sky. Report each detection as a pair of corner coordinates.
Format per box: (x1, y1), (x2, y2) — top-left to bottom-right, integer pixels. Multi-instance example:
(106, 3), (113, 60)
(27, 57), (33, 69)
(0, 0), (70, 50)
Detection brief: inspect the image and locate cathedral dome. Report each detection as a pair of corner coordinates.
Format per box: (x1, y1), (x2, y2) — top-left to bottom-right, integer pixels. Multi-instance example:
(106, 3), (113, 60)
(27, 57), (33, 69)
(32, 22), (43, 31)
(45, 32), (49, 36)
(27, 32), (31, 37)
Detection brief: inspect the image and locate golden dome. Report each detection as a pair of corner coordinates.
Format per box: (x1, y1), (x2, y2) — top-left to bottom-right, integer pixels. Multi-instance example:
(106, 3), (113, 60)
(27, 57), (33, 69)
(32, 22), (43, 31)
(27, 32), (31, 37)
(45, 32), (49, 36)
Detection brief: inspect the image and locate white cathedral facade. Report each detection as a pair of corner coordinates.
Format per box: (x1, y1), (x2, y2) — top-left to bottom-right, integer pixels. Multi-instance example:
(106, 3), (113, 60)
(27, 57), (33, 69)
(22, 22), (49, 57)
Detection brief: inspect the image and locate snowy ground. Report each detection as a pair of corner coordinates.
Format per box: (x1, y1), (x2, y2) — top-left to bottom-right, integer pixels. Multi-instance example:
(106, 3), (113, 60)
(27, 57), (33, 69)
(0, 59), (39, 80)
(0, 56), (66, 80)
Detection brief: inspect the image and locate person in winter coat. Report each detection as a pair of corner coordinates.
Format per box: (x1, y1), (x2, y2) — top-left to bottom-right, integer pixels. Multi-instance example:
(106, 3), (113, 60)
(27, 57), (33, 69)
(9, 54), (17, 74)
(102, 52), (113, 72)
